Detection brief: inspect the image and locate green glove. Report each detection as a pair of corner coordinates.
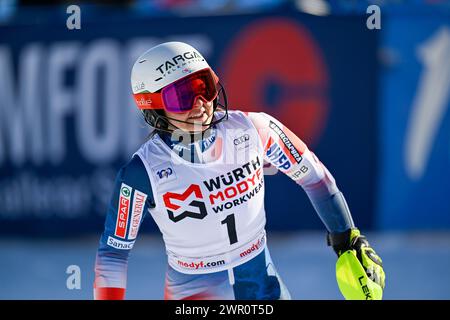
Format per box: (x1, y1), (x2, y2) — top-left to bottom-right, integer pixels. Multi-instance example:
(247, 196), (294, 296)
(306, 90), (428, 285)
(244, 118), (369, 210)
(327, 228), (386, 300)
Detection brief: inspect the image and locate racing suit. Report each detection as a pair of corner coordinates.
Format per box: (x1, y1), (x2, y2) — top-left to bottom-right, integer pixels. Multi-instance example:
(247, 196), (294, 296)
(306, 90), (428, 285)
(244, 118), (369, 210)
(94, 110), (354, 300)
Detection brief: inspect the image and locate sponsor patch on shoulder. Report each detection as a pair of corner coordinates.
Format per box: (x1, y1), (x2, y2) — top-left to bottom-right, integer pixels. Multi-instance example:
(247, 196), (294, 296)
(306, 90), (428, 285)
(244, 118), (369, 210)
(107, 236), (135, 250)
(115, 183), (132, 239)
(266, 142), (292, 171)
(268, 121), (303, 164)
(128, 190), (147, 240)
(152, 162), (177, 184)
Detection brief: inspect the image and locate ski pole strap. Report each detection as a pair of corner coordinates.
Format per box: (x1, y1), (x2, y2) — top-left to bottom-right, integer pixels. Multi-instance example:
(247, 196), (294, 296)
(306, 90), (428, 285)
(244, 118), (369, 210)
(327, 228), (360, 255)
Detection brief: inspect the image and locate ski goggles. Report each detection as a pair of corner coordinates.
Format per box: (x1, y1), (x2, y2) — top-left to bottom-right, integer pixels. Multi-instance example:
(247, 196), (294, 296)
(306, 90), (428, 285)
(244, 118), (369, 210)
(133, 68), (219, 113)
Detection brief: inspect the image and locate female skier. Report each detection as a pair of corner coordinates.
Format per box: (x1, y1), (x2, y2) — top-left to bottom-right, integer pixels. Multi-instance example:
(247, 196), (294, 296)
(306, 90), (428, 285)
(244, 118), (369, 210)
(94, 42), (385, 300)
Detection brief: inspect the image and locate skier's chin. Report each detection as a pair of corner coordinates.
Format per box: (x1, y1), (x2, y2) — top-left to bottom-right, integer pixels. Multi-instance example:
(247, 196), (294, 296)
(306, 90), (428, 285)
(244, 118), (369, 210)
(187, 115), (213, 133)
(187, 122), (211, 133)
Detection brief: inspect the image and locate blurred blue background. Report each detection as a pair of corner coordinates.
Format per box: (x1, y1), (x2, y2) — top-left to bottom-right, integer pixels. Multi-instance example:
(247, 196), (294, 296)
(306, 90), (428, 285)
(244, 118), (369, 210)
(0, 0), (449, 299)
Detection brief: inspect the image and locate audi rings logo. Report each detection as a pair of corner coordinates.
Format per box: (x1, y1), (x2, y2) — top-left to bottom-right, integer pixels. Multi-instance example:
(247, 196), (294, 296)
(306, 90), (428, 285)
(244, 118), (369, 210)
(157, 167), (173, 179)
(233, 134), (250, 146)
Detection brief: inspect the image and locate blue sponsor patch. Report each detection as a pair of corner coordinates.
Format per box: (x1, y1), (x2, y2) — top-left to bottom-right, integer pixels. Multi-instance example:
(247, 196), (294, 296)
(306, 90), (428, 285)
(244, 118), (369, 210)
(266, 143), (291, 170)
(152, 162), (177, 184)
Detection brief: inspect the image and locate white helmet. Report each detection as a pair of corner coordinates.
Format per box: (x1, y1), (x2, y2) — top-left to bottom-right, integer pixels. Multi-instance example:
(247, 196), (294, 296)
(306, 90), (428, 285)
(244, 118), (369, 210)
(131, 41), (211, 94)
(130, 41), (228, 131)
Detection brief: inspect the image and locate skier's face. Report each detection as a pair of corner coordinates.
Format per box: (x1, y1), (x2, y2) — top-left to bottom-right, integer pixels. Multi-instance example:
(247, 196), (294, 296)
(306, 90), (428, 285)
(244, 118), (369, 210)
(164, 97), (214, 132)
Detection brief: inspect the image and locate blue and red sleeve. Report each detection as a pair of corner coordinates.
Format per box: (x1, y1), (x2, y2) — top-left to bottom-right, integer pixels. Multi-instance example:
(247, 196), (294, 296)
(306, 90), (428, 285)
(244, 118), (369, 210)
(94, 155), (155, 300)
(247, 111), (354, 233)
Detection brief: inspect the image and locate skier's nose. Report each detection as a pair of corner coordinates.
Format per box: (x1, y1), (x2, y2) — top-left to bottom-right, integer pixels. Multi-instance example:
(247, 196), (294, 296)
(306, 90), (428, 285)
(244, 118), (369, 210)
(193, 96), (206, 108)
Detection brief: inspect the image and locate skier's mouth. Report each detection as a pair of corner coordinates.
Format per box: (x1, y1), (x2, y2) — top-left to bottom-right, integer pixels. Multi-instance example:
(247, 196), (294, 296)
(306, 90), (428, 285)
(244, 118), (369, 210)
(189, 111), (205, 119)
(188, 111), (205, 119)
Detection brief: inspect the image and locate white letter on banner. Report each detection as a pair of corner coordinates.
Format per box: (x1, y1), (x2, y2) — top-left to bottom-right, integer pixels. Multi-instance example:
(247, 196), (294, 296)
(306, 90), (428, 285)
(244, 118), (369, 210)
(77, 39), (120, 164)
(0, 45), (45, 167)
(405, 27), (450, 179)
(48, 42), (80, 165)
